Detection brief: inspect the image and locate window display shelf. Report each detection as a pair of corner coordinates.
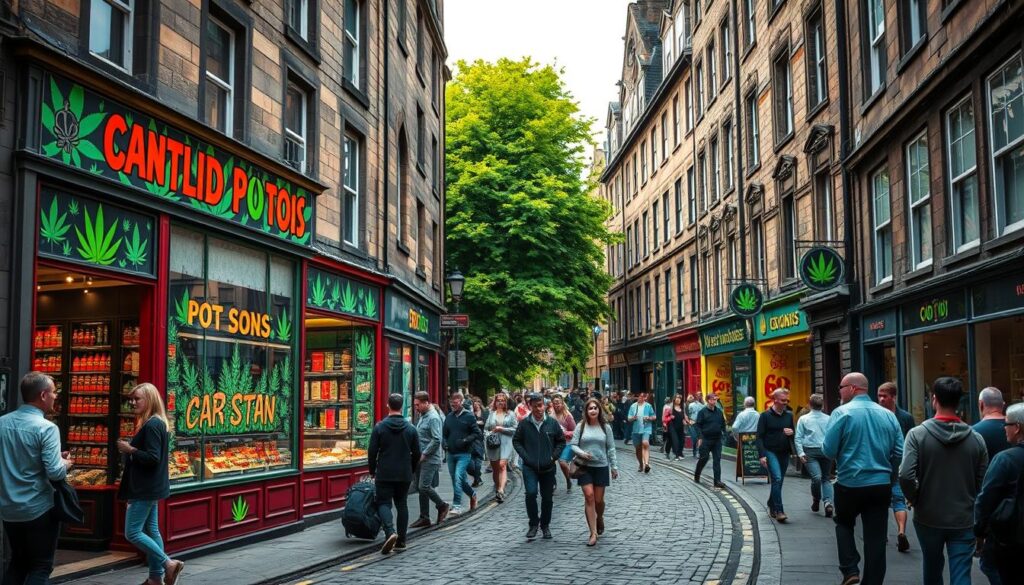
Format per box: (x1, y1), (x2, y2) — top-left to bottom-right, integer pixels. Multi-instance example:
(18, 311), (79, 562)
(305, 399), (353, 406)
(68, 414), (108, 419)
(33, 347), (63, 353)
(68, 441), (108, 446)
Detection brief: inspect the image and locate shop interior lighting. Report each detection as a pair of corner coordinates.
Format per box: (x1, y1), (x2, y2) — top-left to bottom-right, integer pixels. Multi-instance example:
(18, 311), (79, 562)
(65, 275), (74, 283)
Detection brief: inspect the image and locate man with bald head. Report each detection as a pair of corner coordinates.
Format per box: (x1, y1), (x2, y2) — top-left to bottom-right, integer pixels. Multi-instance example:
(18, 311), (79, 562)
(822, 372), (904, 585)
(973, 387), (1009, 459)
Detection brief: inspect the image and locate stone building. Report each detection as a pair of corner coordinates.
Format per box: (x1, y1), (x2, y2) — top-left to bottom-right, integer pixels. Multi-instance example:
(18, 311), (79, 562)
(0, 0), (448, 571)
(843, 0), (1024, 421)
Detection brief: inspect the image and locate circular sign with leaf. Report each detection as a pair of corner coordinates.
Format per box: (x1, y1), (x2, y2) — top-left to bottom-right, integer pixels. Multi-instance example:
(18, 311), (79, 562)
(730, 283), (764, 317)
(799, 246), (845, 291)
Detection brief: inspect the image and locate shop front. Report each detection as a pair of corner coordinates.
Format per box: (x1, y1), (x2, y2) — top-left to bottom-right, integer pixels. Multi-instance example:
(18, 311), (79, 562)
(754, 301), (812, 413)
(699, 319), (752, 421)
(651, 343), (675, 406)
(19, 64), (324, 558)
(670, 332), (701, 399)
(861, 275), (1024, 426)
(608, 352), (628, 393)
(300, 263), (386, 515)
(384, 290), (441, 418)
(626, 348), (653, 395)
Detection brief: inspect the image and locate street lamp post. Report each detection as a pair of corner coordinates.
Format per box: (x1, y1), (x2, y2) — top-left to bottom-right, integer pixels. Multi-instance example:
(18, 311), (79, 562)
(592, 325), (603, 393)
(446, 269), (465, 396)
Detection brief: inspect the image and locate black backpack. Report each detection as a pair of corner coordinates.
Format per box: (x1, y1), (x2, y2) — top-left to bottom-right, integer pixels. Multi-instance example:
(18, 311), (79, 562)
(989, 450), (1024, 547)
(341, 481), (381, 540)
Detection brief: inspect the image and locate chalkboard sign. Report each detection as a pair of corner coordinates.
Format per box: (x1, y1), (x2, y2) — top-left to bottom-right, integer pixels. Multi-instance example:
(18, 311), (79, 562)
(736, 432), (768, 483)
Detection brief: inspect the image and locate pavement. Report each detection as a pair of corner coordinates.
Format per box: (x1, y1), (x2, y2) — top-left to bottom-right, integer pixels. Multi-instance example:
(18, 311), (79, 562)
(59, 460), (501, 585)
(644, 442), (988, 585)
(289, 455), (753, 585)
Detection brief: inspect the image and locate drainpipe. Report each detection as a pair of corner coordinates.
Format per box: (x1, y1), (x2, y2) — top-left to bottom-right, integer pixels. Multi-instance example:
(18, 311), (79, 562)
(732, 0), (746, 280)
(834, 0), (856, 365)
(382, 0), (391, 271)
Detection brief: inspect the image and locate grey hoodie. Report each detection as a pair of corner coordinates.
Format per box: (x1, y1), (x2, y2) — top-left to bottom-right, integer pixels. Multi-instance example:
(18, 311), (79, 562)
(899, 418), (988, 529)
(416, 406), (444, 465)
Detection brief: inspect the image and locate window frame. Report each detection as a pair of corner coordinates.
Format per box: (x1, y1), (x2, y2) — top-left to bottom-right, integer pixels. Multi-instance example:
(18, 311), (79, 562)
(944, 95), (980, 252)
(203, 14), (236, 137)
(865, 0), (887, 98)
(283, 82), (309, 174)
(342, 131), (362, 247)
(343, 0), (363, 91)
(89, 0), (135, 72)
(662, 191), (671, 243)
(706, 41), (718, 101)
(872, 168), (894, 285)
(723, 118), (734, 192)
(744, 0), (757, 49)
(899, 0), (927, 56)
(674, 178), (684, 233)
(805, 6), (828, 111)
(720, 16), (732, 84)
(905, 132), (933, 270)
(746, 90), (761, 169)
(687, 166), (697, 224)
(772, 48), (794, 145)
(780, 191), (797, 280)
(986, 52), (1024, 236)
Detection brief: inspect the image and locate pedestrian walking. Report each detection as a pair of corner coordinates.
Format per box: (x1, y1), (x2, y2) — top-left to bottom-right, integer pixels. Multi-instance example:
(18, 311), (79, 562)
(877, 381), (914, 552)
(756, 388), (796, 522)
(974, 402), (1024, 585)
(731, 396), (760, 439)
(514, 393), (531, 422)
(627, 391), (655, 473)
(794, 393), (833, 517)
(570, 399), (618, 547)
(667, 394), (688, 460)
(117, 383), (186, 585)
(660, 397), (673, 459)
(442, 392), (482, 517)
(484, 392), (517, 503)
(623, 392), (637, 445)
(368, 393), (421, 554)
(693, 393), (727, 488)
(469, 397), (487, 487)
(612, 391), (628, 440)
(512, 393), (566, 540)
(974, 387), (1010, 458)
(822, 372), (904, 585)
(899, 377), (988, 585)
(0, 372), (74, 585)
(410, 392), (450, 528)
(549, 394), (577, 491)
(687, 394), (704, 457)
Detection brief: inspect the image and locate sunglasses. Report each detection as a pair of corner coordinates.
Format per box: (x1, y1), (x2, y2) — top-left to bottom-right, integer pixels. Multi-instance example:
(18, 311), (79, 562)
(1004, 422), (1020, 428)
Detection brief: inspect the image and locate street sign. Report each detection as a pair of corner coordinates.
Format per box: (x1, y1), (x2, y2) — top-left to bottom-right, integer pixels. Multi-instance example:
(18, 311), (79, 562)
(441, 314), (470, 329)
(448, 350), (466, 368)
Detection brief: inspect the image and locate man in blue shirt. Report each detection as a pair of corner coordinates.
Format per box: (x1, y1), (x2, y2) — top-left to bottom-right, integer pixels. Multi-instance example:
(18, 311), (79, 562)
(0, 372), (73, 584)
(822, 372), (903, 585)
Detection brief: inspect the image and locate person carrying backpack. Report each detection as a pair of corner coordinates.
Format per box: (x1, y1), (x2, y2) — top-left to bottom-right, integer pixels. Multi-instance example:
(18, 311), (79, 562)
(974, 402), (1024, 585)
(368, 393), (421, 554)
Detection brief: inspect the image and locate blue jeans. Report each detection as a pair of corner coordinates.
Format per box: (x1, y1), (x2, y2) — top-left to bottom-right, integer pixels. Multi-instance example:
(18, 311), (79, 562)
(446, 452), (475, 507)
(521, 465), (555, 528)
(764, 451), (790, 514)
(688, 426), (699, 456)
(913, 523), (974, 585)
(802, 448), (834, 504)
(125, 500), (170, 578)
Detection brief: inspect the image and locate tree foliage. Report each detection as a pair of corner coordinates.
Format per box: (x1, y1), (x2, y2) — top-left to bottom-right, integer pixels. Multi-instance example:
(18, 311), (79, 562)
(446, 58), (615, 392)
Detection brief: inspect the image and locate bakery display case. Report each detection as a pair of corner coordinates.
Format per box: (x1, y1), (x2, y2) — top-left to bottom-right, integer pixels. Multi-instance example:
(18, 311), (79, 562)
(302, 324), (374, 468)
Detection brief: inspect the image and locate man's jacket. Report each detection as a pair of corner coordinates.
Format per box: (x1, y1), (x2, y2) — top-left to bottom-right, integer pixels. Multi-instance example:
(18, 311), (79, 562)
(443, 408), (482, 455)
(512, 415), (566, 473)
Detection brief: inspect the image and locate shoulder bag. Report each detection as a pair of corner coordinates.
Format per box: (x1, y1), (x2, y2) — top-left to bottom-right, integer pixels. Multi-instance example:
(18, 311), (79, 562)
(51, 479), (84, 524)
(567, 425), (589, 479)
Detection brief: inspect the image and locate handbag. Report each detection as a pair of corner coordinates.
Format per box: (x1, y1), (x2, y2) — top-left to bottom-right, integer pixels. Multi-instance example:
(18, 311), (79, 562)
(486, 432), (502, 449)
(51, 479), (84, 524)
(568, 455), (589, 479)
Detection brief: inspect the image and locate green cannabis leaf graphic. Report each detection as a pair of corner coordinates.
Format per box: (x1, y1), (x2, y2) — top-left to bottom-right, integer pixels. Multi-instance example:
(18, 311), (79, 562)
(174, 289), (191, 326)
(807, 252), (838, 285)
(329, 282), (341, 310)
(68, 199), (79, 216)
(361, 292), (377, 319)
(123, 225), (148, 267)
(231, 496), (249, 522)
(355, 334), (373, 363)
(40, 196), (71, 248)
(310, 274), (327, 307)
(340, 283), (358, 313)
(735, 288), (758, 312)
(75, 205), (122, 265)
(274, 311), (292, 343)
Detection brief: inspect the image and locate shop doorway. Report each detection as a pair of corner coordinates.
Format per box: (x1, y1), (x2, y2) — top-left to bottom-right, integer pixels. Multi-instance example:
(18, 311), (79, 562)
(822, 343), (841, 412)
(34, 264), (153, 571)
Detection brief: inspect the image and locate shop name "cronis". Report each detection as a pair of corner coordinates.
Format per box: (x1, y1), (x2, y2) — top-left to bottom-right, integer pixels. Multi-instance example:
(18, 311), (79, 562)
(767, 311), (801, 331)
(101, 114), (307, 238)
(184, 392), (277, 431)
(187, 300), (272, 338)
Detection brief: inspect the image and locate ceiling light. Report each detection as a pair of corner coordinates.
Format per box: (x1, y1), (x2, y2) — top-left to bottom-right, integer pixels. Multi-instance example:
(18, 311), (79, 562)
(83, 289), (89, 294)
(65, 275), (74, 283)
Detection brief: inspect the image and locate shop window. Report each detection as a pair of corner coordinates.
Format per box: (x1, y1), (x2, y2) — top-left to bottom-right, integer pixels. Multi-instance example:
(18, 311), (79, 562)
(343, 131), (362, 247)
(166, 227), (297, 485)
(905, 133), (932, 269)
(987, 53), (1024, 235)
(945, 97), (980, 252)
(974, 318), (1024, 408)
(905, 327), (969, 423)
(872, 168), (893, 283)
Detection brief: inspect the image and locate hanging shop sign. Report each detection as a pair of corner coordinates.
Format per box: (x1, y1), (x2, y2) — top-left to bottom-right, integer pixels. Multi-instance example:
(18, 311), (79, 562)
(37, 188), (155, 277)
(440, 314), (470, 329)
(902, 292), (967, 332)
(384, 291), (440, 345)
(862, 309), (898, 342)
(306, 267), (380, 321)
(40, 74), (313, 245)
(756, 302), (809, 341)
(972, 274), (1024, 318)
(700, 320), (751, 355)
(729, 283), (764, 317)
(799, 246), (845, 291)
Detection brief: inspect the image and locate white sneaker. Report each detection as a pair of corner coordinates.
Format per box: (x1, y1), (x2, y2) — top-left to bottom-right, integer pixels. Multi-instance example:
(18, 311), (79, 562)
(448, 506), (463, 517)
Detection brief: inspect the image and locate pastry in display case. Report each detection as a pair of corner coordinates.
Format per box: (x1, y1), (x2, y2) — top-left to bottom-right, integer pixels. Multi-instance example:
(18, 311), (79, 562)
(200, 437), (293, 479)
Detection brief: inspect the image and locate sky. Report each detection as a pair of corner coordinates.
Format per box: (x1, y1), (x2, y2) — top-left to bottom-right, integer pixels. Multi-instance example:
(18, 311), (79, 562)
(443, 0), (635, 159)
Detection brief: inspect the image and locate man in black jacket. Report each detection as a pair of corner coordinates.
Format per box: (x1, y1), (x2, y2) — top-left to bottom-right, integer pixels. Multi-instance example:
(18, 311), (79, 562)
(512, 393), (566, 540)
(756, 388), (796, 522)
(442, 392), (481, 516)
(368, 393), (421, 554)
(693, 393), (727, 488)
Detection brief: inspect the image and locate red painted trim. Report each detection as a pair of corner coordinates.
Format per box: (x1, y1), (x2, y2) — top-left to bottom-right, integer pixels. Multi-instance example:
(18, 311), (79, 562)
(153, 215), (170, 394)
(299, 261), (307, 472)
(307, 255), (392, 287)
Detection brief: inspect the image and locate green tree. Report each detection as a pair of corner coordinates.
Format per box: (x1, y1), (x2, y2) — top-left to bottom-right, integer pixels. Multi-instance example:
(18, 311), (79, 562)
(446, 58), (615, 392)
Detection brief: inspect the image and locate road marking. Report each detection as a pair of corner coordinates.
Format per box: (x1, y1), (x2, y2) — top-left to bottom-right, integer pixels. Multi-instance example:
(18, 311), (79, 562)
(340, 563), (364, 571)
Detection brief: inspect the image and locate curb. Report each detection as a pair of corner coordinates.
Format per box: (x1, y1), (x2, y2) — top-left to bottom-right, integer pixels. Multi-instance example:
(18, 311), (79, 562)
(257, 470), (520, 585)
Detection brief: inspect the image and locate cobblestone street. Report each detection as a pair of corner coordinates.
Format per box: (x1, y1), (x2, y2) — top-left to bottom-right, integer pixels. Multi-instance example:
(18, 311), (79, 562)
(287, 459), (755, 585)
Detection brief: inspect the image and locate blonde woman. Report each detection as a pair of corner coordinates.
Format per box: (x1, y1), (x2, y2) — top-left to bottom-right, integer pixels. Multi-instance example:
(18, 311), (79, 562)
(116, 383), (184, 585)
(484, 393), (517, 502)
(549, 395), (577, 491)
